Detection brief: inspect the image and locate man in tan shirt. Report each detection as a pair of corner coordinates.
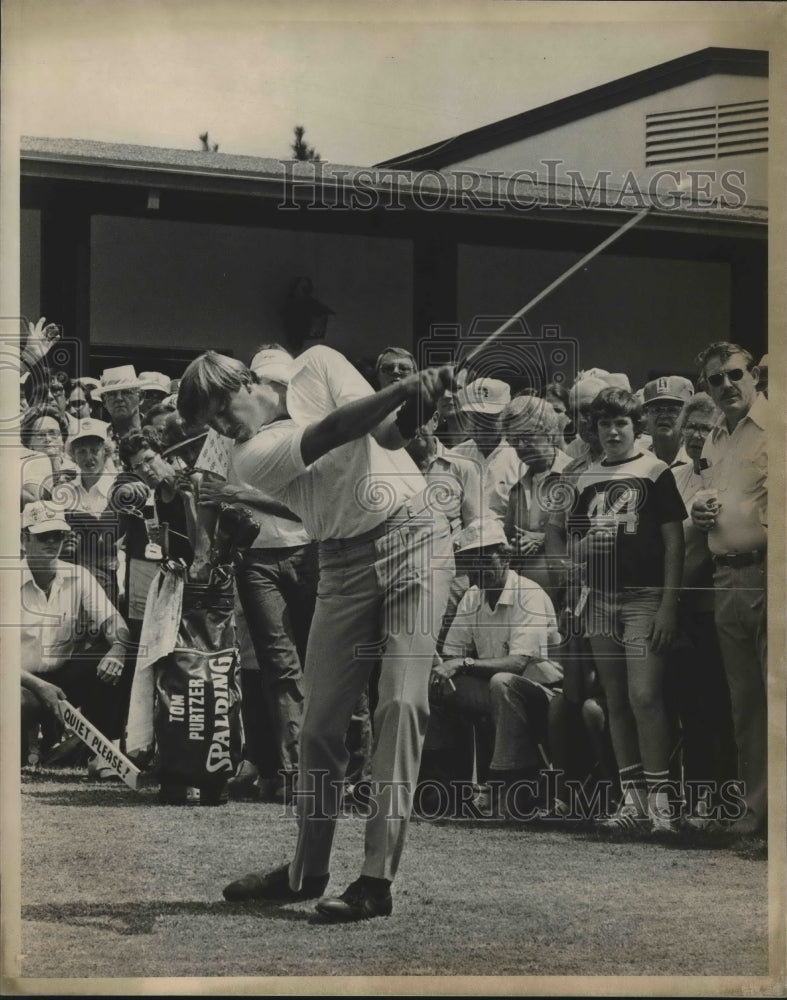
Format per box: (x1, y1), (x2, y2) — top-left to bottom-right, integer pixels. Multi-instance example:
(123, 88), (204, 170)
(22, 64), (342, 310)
(691, 342), (767, 835)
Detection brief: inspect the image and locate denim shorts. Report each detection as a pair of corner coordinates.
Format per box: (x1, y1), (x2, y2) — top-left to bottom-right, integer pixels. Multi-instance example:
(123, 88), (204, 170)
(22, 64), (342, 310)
(584, 587), (662, 646)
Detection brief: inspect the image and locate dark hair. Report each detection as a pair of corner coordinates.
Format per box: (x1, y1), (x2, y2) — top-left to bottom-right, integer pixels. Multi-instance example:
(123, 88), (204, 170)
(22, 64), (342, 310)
(146, 399), (177, 424)
(116, 427), (163, 469)
(588, 387), (645, 436)
(177, 352), (258, 426)
(696, 341), (756, 386)
(69, 382), (92, 402)
(20, 404), (70, 448)
(71, 380), (100, 416)
(157, 411), (205, 449)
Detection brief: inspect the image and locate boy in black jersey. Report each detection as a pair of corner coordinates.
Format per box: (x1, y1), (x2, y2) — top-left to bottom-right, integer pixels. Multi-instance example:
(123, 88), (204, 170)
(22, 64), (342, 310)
(566, 388), (685, 831)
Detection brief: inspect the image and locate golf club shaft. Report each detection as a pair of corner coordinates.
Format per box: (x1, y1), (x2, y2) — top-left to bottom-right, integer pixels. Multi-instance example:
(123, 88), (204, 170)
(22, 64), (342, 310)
(459, 205), (651, 370)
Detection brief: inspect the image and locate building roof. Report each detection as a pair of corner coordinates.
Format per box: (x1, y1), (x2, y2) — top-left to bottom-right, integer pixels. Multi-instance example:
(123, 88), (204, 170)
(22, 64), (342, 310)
(20, 134), (766, 230)
(375, 47), (768, 170)
(21, 135), (357, 186)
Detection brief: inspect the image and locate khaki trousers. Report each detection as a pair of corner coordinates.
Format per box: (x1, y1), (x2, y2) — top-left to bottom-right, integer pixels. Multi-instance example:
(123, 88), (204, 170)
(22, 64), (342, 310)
(289, 505), (454, 886)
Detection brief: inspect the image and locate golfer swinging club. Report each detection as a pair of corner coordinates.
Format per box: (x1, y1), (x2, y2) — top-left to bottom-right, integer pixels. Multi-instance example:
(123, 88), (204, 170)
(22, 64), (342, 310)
(177, 344), (455, 922)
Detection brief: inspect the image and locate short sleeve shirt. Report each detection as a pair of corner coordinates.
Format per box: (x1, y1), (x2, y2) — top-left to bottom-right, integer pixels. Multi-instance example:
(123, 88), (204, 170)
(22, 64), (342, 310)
(233, 347), (424, 540)
(444, 439), (524, 522)
(21, 560), (116, 673)
(699, 394), (767, 555)
(443, 569), (562, 674)
(567, 452), (686, 590)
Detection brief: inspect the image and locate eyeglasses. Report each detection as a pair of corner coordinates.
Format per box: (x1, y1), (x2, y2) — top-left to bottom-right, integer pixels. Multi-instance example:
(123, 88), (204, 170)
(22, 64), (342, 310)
(647, 402), (682, 413)
(33, 531), (67, 543)
(705, 368), (746, 389)
(683, 422), (715, 436)
(379, 364), (415, 376)
(131, 455), (157, 473)
(103, 389), (137, 401)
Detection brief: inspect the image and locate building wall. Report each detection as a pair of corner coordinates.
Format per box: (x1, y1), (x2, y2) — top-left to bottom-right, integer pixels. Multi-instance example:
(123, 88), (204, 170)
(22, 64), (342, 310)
(20, 209), (41, 323)
(90, 216), (413, 370)
(446, 74), (768, 206)
(456, 243), (731, 391)
(19, 198), (748, 393)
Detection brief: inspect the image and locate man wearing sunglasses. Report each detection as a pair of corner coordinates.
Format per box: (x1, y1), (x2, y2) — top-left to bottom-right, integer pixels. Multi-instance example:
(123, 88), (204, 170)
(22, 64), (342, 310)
(374, 347), (417, 389)
(690, 342), (768, 836)
(20, 501), (131, 774)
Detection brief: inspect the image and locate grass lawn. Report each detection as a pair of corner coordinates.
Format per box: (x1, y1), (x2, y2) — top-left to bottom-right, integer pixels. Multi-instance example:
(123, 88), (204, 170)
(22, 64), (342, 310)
(14, 768), (770, 988)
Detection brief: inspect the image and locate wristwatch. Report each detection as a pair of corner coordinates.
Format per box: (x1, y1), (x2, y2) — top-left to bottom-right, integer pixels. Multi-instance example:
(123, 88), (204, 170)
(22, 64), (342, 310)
(461, 657), (475, 674)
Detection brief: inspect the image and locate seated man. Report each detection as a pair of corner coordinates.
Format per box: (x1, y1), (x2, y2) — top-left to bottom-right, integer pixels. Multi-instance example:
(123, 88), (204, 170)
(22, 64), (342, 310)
(21, 671), (67, 765)
(20, 500), (132, 776)
(427, 517), (563, 818)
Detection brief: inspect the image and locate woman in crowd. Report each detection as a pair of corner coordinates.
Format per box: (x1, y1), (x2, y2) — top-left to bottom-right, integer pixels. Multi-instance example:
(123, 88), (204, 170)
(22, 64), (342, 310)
(144, 399), (178, 436)
(20, 403), (78, 491)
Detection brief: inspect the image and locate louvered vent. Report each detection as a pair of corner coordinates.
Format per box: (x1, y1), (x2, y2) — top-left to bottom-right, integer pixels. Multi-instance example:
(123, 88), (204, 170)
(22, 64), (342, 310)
(645, 99), (768, 166)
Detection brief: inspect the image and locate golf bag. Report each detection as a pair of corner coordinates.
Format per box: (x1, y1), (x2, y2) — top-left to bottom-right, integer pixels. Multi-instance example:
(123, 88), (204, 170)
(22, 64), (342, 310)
(154, 575), (243, 803)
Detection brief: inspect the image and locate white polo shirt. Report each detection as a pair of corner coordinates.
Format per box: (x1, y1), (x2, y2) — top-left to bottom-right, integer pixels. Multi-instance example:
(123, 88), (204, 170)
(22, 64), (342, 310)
(71, 471), (117, 515)
(442, 570), (562, 685)
(21, 559), (116, 674)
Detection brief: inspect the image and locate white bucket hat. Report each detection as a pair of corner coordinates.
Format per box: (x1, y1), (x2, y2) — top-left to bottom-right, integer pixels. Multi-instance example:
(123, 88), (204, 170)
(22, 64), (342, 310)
(93, 364), (141, 397)
(138, 371), (171, 394)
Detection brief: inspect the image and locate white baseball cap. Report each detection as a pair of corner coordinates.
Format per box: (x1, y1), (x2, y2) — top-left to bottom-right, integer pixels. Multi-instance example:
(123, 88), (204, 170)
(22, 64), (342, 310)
(575, 369), (631, 392)
(69, 418), (110, 449)
(22, 501), (71, 535)
(454, 516), (509, 553)
(250, 349), (294, 385)
(456, 378), (511, 415)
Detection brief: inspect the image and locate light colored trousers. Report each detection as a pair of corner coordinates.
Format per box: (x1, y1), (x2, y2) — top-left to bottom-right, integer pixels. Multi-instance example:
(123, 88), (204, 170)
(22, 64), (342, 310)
(713, 561), (767, 825)
(289, 503), (454, 887)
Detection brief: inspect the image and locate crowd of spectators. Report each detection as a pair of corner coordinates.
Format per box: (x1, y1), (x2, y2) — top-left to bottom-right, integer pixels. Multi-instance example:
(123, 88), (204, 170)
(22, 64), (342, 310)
(17, 316), (769, 837)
